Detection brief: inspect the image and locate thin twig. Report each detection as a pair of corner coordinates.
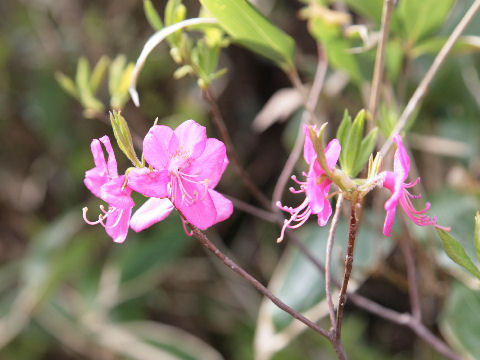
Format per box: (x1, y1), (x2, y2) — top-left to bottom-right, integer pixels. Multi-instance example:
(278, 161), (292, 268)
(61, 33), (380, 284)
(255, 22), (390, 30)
(399, 216), (422, 321)
(186, 220), (331, 340)
(335, 200), (358, 342)
(368, 0), (396, 125)
(286, 224), (462, 360)
(203, 89), (271, 210)
(272, 45), (328, 208)
(227, 195), (278, 223)
(380, 0), (480, 155)
(325, 194), (344, 329)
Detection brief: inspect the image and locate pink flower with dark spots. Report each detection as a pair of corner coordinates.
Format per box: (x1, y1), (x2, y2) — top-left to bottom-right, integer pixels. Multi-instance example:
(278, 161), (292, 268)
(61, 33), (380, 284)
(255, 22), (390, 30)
(276, 126), (341, 242)
(382, 134), (450, 236)
(128, 120), (233, 232)
(83, 136), (134, 243)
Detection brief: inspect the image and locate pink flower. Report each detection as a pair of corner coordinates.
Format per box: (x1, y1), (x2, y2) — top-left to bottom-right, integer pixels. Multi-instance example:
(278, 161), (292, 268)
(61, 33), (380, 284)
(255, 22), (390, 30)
(276, 126), (341, 242)
(382, 134), (450, 236)
(83, 136), (134, 243)
(127, 120), (233, 232)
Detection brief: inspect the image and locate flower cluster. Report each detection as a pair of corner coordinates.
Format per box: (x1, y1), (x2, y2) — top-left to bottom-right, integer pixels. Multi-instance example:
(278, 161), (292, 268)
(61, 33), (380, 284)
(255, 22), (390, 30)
(83, 120), (233, 242)
(277, 130), (448, 239)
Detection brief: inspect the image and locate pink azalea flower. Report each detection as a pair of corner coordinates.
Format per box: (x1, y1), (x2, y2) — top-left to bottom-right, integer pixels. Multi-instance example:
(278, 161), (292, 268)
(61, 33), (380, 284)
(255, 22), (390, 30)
(276, 126), (341, 242)
(83, 136), (134, 243)
(127, 120), (233, 232)
(382, 134), (450, 236)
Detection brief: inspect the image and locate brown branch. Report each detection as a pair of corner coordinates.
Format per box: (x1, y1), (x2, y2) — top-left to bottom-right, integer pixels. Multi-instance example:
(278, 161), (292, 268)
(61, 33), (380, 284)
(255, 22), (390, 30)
(335, 200), (358, 342)
(186, 220), (331, 340)
(203, 89), (271, 210)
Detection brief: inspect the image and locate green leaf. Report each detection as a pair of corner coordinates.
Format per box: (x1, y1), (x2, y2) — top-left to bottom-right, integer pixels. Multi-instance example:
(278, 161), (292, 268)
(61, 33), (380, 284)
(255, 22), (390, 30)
(475, 212), (480, 264)
(144, 0), (164, 30)
(436, 229), (480, 280)
(351, 127), (378, 177)
(76, 57), (104, 112)
(200, 0), (295, 71)
(345, 0), (383, 25)
(90, 55), (110, 94)
(440, 281), (480, 359)
(337, 110), (352, 170)
(54, 72), (79, 99)
(110, 111), (141, 167)
(344, 109), (365, 176)
(308, 17), (363, 83)
(395, 0), (455, 44)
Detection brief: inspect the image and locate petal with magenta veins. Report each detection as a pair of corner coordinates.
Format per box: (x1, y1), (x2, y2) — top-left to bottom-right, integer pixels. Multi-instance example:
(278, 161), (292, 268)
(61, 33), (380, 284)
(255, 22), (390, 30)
(127, 167), (169, 198)
(209, 189), (233, 223)
(189, 138), (228, 188)
(100, 176), (134, 209)
(130, 198), (174, 232)
(174, 120), (207, 159)
(143, 125), (174, 170)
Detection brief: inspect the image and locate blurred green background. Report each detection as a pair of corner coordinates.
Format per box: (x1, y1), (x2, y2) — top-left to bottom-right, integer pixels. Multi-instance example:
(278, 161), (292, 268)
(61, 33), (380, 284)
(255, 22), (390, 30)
(0, 0), (480, 359)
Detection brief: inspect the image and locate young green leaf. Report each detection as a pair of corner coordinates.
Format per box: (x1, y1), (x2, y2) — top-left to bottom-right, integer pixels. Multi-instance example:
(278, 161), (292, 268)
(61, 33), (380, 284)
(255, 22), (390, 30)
(54, 72), (79, 99)
(337, 110), (352, 168)
(143, 0), (164, 30)
(200, 0), (295, 71)
(344, 109), (365, 175)
(352, 127), (378, 177)
(436, 229), (480, 280)
(90, 55), (110, 94)
(475, 211), (480, 264)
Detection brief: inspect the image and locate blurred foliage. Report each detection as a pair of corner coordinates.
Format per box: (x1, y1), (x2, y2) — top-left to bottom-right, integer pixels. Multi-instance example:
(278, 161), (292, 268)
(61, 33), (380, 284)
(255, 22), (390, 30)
(1, 0), (480, 359)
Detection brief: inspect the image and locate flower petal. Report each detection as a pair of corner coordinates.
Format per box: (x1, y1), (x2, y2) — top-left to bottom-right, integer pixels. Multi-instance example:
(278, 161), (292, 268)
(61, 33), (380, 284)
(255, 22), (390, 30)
(209, 189), (233, 223)
(392, 135), (409, 182)
(100, 176), (134, 209)
(127, 168), (170, 198)
(325, 138), (341, 169)
(303, 125), (317, 164)
(174, 181), (216, 229)
(143, 125), (174, 170)
(174, 120), (207, 159)
(84, 167), (107, 198)
(383, 206), (396, 237)
(316, 198), (332, 226)
(105, 207), (132, 243)
(99, 135), (118, 178)
(188, 138), (228, 188)
(130, 198), (174, 232)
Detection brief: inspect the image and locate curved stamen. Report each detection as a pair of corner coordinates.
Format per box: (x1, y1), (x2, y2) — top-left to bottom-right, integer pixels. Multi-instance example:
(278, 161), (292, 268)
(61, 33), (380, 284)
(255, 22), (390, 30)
(83, 205), (116, 227)
(106, 208), (124, 228)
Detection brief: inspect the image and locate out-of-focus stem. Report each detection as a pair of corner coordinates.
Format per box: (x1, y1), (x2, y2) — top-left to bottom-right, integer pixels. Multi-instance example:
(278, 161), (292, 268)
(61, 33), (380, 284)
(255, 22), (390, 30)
(203, 89), (271, 210)
(368, 0), (396, 125)
(186, 220), (331, 340)
(380, 0), (480, 155)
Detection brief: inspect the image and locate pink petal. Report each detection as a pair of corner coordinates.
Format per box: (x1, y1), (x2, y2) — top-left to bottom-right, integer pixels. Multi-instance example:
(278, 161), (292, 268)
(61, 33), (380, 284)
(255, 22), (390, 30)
(173, 120), (207, 159)
(174, 181), (216, 229)
(392, 135), (409, 182)
(325, 139), (341, 169)
(383, 206), (396, 237)
(143, 125), (174, 170)
(84, 167), (107, 198)
(99, 136), (118, 178)
(209, 189), (233, 223)
(130, 198), (174, 232)
(384, 173), (404, 211)
(127, 168), (170, 198)
(90, 138), (108, 171)
(105, 207), (132, 243)
(316, 198), (333, 226)
(303, 125), (317, 164)
(100, 177), (134, 209)
(188, 138), (228, 188)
